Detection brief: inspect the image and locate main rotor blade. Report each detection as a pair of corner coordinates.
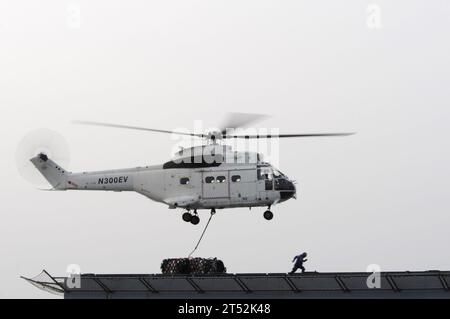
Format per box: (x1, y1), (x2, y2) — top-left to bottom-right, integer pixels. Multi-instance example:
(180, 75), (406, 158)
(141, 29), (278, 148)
(224, 132), (355, 139)
(219, 112), (270, 135)
(72, 120), (204, 138)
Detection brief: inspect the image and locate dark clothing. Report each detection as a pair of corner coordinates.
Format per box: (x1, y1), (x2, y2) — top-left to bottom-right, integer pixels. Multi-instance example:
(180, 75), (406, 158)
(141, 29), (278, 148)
(290, 264), (305, 274)
(290, 253), (307, 274)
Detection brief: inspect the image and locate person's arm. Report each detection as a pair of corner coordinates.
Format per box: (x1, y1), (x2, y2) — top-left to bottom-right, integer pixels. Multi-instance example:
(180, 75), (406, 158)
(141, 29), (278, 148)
(292, 256), (298, 263)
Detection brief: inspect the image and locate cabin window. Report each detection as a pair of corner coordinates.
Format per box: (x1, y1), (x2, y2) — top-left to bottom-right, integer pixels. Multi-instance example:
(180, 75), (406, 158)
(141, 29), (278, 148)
(217, 176), (226, 183)
(180, 177), (190, 185)
(231, 175), (241, 182)
(205, 176), (215, 183)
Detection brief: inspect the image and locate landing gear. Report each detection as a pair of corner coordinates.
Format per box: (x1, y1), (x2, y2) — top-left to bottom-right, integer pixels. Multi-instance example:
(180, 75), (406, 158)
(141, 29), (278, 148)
(182, 212), (192, 222)
(182, 208), (216, 225)
(263, 210), (273, 220)
(183, 210), (200, 225)
(190, 215), (200, 225)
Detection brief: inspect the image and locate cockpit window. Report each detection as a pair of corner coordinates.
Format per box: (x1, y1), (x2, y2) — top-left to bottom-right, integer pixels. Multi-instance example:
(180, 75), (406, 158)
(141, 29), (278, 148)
(257, 168), (273, 180)
(272, 170), (285, 178)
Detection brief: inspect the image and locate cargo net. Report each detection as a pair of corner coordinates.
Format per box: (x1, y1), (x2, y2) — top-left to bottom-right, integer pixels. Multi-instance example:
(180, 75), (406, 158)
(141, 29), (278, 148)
(161, 258), (226, 275)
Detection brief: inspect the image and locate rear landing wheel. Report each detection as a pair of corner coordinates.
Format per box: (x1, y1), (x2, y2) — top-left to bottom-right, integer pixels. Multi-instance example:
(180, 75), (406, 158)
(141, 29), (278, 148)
(263, 210), (273, 220)
(190, 215), (200, 225)
(182, 212), (192, 222)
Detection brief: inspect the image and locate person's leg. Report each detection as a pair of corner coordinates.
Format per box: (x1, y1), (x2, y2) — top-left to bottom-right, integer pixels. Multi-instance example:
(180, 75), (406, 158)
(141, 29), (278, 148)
(290, 266), (298, 274)
(300, 265), (305, 273)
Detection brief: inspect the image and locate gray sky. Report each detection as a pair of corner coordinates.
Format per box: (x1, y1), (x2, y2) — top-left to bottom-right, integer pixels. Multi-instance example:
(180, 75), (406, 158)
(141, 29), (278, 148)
(1, 0), (449, 298)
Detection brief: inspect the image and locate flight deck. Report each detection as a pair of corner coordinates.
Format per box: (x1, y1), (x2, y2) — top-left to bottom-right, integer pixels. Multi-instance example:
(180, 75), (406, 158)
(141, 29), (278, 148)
(22, 270), (450, 299)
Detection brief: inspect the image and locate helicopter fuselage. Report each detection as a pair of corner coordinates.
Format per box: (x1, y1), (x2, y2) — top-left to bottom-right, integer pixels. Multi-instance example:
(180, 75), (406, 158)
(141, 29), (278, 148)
(25, 116), (352, 223)
(31, 152), (297, 212)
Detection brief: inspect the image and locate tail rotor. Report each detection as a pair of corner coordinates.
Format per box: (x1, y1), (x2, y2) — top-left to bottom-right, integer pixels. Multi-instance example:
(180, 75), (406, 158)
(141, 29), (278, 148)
(16, 128), (71, 189)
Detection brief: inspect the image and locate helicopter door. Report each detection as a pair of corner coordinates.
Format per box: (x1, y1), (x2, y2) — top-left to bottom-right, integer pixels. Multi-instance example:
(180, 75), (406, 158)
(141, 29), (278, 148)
(229, 169), (257, 202)
(202, 171), (230, 198)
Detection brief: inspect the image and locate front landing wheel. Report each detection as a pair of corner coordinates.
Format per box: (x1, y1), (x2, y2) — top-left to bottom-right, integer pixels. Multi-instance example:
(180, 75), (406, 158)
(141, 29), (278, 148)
(263, 210), (273, 220)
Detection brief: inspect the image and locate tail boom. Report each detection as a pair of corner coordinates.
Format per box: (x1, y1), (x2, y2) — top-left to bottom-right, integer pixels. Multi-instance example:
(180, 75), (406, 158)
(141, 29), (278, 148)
(30, 153), (135, 192)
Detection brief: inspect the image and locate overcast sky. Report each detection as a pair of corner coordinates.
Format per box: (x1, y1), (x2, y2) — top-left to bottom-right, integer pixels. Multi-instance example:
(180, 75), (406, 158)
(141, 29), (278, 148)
(1, 0), (449, 298)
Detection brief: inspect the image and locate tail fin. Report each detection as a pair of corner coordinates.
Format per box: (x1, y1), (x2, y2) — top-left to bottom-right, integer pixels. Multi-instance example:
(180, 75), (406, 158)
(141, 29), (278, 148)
(30, 153), (68, 190)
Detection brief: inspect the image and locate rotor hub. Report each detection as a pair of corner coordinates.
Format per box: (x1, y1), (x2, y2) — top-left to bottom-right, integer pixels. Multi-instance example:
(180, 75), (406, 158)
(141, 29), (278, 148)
(206, 130), (223, 142)
(38, 153), (48, 162)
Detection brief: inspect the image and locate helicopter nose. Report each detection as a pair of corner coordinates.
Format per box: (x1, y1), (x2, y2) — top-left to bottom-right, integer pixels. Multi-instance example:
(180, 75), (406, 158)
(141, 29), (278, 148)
(280, 190), (296, 201)
(289, 180), (297, 200)
(292, 182), (297, 199)
(278, 179), (296, 201)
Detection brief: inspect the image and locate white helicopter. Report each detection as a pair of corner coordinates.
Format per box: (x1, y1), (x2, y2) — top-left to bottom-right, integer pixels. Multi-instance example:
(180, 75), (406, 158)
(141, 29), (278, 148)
(28, 114), (353, 225)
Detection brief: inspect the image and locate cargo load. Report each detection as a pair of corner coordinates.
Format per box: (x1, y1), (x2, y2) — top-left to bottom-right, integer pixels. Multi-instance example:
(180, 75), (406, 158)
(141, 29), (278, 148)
(161, 258), (226, 275)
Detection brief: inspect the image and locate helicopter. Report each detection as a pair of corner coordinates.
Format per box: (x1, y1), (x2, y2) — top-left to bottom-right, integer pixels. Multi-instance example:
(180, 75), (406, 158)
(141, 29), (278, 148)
(28, 114), (354, 225)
